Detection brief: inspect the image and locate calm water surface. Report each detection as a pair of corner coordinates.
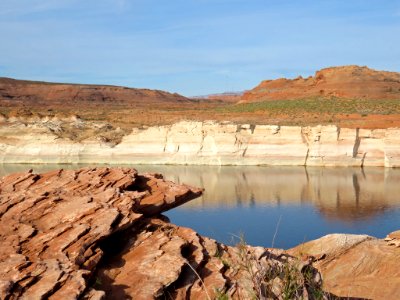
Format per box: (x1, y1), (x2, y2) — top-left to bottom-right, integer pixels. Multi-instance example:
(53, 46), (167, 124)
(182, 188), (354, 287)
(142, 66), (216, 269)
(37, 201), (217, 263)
(1, 164), (400, 249)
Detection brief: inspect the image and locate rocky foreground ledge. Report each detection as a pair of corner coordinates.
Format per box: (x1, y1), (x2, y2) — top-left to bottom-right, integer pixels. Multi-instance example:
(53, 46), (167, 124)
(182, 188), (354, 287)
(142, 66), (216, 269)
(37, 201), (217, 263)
(0, 168), (399, 299)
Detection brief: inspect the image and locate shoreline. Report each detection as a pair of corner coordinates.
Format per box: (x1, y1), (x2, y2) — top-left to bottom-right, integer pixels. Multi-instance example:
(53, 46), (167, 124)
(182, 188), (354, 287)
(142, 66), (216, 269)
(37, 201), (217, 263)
(1, 119), (400, 167)
(1, 163), (399, 249)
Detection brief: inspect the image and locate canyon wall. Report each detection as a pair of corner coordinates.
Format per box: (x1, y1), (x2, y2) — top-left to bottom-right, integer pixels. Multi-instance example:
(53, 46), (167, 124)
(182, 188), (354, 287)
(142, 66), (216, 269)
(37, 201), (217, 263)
(1, 119), (400, 167)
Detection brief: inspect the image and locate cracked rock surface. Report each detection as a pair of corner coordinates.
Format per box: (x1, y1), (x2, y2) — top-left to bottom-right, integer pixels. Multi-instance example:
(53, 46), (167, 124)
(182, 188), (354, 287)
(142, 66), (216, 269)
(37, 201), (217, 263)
(94, 217), (328, 300)
(288, 233), (400, 299)
(0, 167), (201, 299)
(2, 166), (397, 299)
(0, 167), (329, 300)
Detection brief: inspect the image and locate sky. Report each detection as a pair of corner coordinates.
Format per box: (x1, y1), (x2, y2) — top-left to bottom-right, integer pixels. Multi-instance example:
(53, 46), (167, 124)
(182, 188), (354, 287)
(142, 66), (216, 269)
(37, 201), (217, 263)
(0, 0), (399, 96)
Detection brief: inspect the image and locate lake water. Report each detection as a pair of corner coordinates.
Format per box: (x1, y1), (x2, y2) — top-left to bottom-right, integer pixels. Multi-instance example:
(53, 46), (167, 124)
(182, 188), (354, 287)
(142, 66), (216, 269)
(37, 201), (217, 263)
(1, 164), (400, 249)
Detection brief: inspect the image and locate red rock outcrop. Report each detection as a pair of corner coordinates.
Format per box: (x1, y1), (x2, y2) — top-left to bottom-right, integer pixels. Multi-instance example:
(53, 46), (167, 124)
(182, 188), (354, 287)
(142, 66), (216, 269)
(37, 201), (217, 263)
(242, 65), (400, 102)
(0, 77), (190, 106)
(94, 217), (328, 300)
(0, 167), (326, 299)
(0, 167), (201, 299)
(288, 233), (400, 299)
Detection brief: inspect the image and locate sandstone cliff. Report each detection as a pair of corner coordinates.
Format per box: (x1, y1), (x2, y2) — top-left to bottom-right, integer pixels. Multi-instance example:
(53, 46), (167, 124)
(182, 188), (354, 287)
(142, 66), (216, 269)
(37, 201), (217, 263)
(1, 119), (399, 167)
(242, 65), (400, 102)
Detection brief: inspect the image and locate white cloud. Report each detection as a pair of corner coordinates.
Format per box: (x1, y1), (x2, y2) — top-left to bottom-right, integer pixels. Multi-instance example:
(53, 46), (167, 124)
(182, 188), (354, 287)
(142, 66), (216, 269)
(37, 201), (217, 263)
(0, 0), (77, 16)
(115, 0), (129, 10)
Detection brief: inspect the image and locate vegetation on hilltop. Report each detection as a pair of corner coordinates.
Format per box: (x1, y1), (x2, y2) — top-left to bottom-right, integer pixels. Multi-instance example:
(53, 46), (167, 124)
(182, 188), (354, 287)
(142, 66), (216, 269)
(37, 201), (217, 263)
(1, 96), (400, 130)
(221, 97), (400, 115)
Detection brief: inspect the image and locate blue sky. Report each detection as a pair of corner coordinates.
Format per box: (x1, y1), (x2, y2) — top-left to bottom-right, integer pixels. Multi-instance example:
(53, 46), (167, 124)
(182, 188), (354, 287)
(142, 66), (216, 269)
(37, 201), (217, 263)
(0, 0), (399, 96)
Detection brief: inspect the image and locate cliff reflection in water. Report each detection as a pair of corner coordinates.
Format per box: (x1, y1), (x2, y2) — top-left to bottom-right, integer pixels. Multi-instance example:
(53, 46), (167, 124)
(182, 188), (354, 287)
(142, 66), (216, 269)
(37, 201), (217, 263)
(135, 165), (400, 222)
(1, 164), (400, 222)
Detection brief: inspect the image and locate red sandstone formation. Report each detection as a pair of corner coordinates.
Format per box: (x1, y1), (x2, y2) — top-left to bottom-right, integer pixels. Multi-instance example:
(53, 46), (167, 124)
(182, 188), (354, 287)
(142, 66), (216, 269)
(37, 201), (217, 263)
(0, 167), (325, 299)
(95, 217), (327, 300)
(0, 167), (201, 299)
(0, 77), (190, 105)
(242, 65), (400, 102)
(289, 232), (400, 299)
(1, 167), (398, 299)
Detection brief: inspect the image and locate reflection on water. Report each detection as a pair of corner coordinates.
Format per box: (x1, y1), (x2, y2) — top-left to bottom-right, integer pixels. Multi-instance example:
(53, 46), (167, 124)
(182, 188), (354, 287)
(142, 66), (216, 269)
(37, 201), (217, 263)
(136, 165), (400, 221)
(1, 164), (400, 248)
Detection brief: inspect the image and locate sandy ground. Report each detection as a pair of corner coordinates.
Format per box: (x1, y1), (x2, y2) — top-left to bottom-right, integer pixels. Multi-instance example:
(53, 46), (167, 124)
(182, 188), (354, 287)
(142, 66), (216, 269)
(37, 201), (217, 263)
(1, 99), (400, 130)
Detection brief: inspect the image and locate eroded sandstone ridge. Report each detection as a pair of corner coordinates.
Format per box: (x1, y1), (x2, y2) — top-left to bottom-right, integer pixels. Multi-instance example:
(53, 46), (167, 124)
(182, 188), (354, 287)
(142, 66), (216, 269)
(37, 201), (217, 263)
(0, 167), (326, 299)
(95, 217), (330, 300)
(0, 167), (202, 299)
(0, 77), (189, 106)
(1, 119), (399, 167)
(242, 65), (400, 102)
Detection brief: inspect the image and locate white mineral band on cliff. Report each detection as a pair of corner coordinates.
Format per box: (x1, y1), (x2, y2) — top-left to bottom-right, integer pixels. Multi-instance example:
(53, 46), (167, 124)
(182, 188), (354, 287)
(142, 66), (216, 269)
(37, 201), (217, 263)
(1, 120), (399, 167)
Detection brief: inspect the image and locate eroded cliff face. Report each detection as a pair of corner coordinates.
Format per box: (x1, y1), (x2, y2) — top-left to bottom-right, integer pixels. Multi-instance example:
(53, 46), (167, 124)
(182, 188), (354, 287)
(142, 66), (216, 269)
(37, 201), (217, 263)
(242, 65), (400, 102)
(1, 119), (399, 167)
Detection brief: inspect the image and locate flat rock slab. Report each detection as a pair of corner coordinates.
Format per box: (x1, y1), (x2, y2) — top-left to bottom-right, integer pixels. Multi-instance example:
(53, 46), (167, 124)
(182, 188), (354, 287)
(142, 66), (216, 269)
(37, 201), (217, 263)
(289, 233), (400, 299)
(0, 167), (202, 299)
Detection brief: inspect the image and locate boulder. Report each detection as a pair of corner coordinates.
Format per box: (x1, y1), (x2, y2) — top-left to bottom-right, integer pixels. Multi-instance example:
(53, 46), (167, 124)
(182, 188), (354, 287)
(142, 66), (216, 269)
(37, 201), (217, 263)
(288, 233), (400, 299)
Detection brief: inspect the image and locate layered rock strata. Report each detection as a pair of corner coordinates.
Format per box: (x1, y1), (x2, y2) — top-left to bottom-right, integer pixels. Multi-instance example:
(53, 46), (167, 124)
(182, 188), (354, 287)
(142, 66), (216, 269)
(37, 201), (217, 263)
(1, 119), (400, 167)
(95, 217), (328, 300)
(0, 167), (324, 299)
(0, 167), (202, 299)
(1, 167), (399, 299)
(241, 65), (400, 102)
(289, 232), (400, 299)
